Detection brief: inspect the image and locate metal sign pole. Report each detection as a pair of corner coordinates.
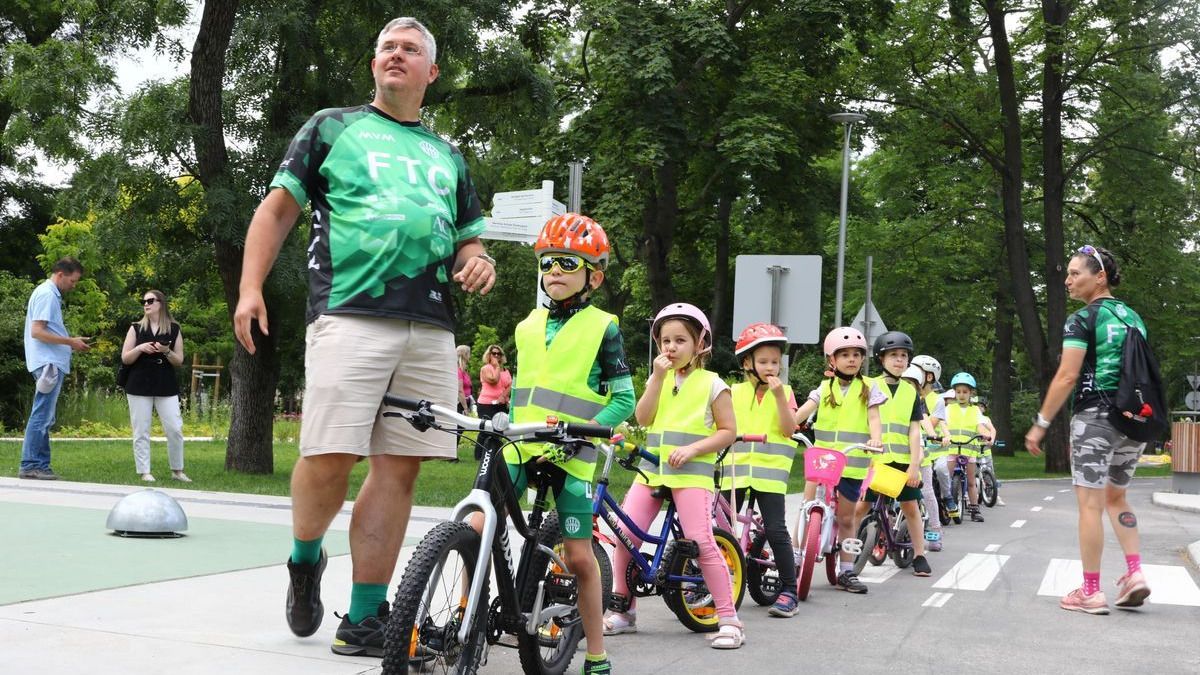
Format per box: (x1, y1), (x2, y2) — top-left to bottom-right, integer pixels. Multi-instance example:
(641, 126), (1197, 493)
(568, 162), (583, 213)
(767, 265), (789, 333)
(864, 256), (873, 376)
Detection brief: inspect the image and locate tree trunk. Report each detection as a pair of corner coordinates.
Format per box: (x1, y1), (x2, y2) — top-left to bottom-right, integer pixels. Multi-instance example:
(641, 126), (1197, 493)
(1040, 0), (1073, 472)
(641, 162), (679, 310)
(188, 0), (278, 473)
(710, 191), (733, 339)
(991, 253), (1014, 454)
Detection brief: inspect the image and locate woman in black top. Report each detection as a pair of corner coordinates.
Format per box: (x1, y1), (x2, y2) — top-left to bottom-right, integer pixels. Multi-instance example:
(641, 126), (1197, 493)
(120, 289), (189, 482)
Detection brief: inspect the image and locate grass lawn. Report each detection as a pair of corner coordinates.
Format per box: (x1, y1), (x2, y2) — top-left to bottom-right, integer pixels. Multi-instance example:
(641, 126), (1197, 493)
(1, 438), (1169, 506)
(0, 437), (639, 508)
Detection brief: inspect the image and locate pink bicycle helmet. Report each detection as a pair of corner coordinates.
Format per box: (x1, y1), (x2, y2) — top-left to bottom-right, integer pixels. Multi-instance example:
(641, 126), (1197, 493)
(823, 326), (868, 357)
(651, 303), (713, 354)
(735, 322), (788, 357)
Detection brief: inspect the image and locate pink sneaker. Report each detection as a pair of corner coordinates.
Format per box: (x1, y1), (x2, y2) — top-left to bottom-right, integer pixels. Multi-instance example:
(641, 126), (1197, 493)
(1114, 571), (1151, 608)
(1060, 588), (1109, 615)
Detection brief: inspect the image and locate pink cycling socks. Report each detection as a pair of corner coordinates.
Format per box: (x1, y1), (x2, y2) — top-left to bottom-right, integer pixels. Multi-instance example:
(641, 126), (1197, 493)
(1082, 571), (1101, 596)
(1125, 554), (1142, 575)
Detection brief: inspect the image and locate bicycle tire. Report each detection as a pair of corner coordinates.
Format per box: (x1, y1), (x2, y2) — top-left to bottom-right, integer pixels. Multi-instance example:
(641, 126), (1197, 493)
(746, 529), (781, 606)
(797, 510), (821, 601)
(515, 513), (613, 675)
(825, 543), (839, 586)
(891, 512), (914, 569)
(662, 527), (746, 633)
(951, 479), (964, 524)
(981, 470), (998, 508)
(382, 521), (488, 675)
(852, 515), (880, 576)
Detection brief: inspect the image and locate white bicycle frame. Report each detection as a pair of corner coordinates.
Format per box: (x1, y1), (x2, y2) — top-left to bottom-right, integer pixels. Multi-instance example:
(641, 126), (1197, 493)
(792, 440), (882, 561)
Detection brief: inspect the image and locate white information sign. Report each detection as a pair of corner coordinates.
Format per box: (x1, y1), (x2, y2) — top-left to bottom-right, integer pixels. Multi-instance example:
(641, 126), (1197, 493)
(732, 255), (822, 344)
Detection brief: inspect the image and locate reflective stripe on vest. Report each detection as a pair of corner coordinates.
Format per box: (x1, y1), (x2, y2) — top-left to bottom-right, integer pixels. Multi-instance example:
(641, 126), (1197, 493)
(813, 377), (873, 479)
(722, 381), (798, 494)
(643, 368), (720, 489)
(946, 402), (982, 458)
(922, 391), (949, 465)
(876, 377), (919, 465)
(505, 306), (615, 481)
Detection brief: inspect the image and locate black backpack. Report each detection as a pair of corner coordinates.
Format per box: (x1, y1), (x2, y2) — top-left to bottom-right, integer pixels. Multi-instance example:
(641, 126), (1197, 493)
(1096, 303), (1168, 442)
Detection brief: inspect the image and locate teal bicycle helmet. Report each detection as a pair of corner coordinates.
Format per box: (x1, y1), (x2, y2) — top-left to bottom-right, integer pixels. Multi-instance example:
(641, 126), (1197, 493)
(949, 372), (977, 389)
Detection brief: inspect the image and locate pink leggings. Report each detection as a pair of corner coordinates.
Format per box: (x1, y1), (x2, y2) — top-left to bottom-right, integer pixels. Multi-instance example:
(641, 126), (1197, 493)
(610, 482), (736, 618)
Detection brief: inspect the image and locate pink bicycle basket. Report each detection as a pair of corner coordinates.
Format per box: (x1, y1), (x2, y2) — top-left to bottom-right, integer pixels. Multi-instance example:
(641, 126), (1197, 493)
(803, 447), (847, 483)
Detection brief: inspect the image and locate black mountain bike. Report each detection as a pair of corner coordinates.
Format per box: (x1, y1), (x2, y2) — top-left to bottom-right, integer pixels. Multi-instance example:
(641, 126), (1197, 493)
(378, 394), (613, 675)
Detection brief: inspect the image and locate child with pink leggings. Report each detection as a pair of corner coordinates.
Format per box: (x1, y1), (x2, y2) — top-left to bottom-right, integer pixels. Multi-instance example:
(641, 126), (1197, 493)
(602, 303), (744, 649)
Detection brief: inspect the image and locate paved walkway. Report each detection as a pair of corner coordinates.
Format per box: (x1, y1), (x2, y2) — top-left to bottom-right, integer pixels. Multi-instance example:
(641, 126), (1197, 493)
(0, 476), (1197, 674)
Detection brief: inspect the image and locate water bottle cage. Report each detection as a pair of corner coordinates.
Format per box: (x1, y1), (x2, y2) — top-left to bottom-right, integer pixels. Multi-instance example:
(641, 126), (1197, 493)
(841, 538), (863, 556)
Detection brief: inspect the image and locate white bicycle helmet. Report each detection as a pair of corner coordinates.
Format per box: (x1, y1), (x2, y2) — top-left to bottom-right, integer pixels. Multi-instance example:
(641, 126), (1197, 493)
(912, 354), (942, 383)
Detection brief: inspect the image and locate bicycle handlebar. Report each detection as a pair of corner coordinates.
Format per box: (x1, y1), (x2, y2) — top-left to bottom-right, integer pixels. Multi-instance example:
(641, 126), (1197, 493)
(381, 393), (613, 441)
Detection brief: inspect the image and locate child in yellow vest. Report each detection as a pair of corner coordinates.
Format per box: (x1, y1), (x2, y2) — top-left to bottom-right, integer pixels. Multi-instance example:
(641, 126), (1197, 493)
(490, 213), (633, 674)
(603, 303), (744, 648)
(945, 372), (994, 523)
(792, 327), (884, 594)
(909, 355), (950, 551)
(867, 332), (932, 576)
(724, 323), (800, 616)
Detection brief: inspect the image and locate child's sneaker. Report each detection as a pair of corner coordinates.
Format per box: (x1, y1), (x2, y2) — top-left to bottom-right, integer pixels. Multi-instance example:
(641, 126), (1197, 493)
(602, 611), (636, 635)
(836, 570), (868, 594)
(767, 591), (799, 617)
(582, 654), (613, 674)
(1114, 571), (1151, 608)
(1060, 588), (1109, 615)
(912, 555), (932, 577)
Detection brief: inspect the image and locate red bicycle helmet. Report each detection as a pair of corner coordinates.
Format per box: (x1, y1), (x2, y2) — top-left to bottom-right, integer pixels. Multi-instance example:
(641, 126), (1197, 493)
(735, 323), (788, 357)
(534, 213), (610, 269)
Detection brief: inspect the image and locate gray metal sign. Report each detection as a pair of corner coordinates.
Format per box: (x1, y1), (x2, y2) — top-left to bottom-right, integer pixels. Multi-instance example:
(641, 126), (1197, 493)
(732, 255), (822, 344)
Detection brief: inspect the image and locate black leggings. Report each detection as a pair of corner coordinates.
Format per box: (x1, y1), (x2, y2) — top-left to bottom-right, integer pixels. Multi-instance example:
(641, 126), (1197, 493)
(724, 488), (796, 593)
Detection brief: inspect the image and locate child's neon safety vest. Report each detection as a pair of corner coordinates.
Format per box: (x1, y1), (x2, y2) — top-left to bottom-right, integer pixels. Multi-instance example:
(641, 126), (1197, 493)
(922, 391), (949, 465)
(641, 368), (720, 489)
(721, 381), (797, 494)
(946, 402), (983, 458)
(876, 377), (919, 466)
(507, 305), (615, 480)
(812, 377), (873, 480)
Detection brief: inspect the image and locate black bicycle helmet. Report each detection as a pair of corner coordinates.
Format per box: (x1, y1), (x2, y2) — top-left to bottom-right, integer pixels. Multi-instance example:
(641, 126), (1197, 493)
(872, 330), (914, 361)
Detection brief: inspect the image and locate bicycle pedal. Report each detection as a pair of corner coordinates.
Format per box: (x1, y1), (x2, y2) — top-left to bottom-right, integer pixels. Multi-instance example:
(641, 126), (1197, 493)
(840, 538), (863, 556)
(607, 594), (631, 613)
(544, 571), (578, 605)
(924, 531), (941, 542)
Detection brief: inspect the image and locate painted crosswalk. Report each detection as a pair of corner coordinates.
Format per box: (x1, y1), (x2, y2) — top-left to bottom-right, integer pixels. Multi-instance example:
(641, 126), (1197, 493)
(932, 553), (1010, 591)
(1036, 559), (1200, 606)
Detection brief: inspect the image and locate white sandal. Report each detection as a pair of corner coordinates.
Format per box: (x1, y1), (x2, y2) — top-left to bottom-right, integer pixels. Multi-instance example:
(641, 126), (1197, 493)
(602, 611), (637, 635)
(708, 621), (745, 649)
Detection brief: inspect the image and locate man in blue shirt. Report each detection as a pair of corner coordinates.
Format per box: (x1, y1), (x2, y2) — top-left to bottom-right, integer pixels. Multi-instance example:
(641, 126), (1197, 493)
(21, 257), (91, 480)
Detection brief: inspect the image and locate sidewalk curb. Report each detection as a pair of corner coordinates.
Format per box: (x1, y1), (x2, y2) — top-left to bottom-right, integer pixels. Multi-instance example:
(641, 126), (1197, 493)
(1152, 491), (1200, 514)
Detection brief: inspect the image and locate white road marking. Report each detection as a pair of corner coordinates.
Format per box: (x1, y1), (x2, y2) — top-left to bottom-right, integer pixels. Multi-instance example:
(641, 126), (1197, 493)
(1058, 488), (1070, 493)
(1044, 496), (1055, 501)
(932, 553), (1010, 591)
(1037, 559), (1200, 606)
(1031, 506), (1043, 512)
(984, 544), (1001, 553)
(1011, 520), (1027, 528)
(922, 591), (953, 607)
(858, 558), (902, 584)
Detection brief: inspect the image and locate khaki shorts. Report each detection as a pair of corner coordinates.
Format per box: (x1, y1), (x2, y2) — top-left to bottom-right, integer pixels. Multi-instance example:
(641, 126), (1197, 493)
(299, 314), (457, 458)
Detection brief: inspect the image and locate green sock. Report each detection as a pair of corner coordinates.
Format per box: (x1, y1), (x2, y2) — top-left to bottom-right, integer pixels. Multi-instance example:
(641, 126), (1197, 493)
(585, 651), (608, 662)
(348, 583), (389, 623)
(290, 536), (323, 566)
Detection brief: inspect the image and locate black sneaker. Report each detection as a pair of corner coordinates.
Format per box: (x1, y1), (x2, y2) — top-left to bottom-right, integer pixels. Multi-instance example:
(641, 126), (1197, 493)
(331, 601), (389, 657)
(837, 570), (868, 594)
(969, 506), (985, 523)
(912, 555), (932, 577)
(286, 549), (327, 637)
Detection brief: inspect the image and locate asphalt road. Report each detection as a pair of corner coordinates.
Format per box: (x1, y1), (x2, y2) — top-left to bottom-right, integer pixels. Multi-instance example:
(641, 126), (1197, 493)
(466, 476), (1200, 675)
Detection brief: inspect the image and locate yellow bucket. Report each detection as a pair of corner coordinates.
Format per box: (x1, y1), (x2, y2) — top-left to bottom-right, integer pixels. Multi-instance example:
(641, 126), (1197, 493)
(867, 462), (907, 498)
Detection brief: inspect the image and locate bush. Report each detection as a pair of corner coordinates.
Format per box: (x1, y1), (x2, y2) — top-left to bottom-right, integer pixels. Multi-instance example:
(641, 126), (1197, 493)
(0, 272), (36, 431)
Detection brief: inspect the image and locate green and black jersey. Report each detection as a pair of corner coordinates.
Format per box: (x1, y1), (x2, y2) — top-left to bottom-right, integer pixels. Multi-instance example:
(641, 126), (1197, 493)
(271, 104), (486, 329)
(1062, 298), (1147, 409)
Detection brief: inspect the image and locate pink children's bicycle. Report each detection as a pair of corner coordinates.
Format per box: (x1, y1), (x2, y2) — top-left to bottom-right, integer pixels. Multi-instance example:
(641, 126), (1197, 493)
(792, 440), (873, 600)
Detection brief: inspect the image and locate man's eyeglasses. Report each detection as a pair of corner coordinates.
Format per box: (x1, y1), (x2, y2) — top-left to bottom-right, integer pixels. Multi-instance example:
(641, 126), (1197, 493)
(539, 254), (588, 274)
(1078, 245), (1105, 275)
(142, 298), (158, 305)
(378, 42), (423, 57)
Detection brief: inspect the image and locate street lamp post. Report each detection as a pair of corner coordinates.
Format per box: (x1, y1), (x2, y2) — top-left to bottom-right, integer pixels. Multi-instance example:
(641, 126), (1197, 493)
(829, 111), (867, 328)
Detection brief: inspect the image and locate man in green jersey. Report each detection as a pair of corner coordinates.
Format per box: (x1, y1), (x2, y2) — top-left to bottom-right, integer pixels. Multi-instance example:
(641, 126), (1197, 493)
(234, 17), (496, 656)
(1026, 245), (1152, 616)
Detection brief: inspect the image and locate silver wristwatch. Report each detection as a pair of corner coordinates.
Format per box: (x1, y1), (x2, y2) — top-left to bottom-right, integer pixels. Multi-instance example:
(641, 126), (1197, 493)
(1034, 413), (1051, 429)
(475, 252), (496, 266)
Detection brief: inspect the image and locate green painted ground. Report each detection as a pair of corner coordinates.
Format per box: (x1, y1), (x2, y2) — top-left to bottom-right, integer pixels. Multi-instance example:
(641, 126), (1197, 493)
(0, 502), (353, 606)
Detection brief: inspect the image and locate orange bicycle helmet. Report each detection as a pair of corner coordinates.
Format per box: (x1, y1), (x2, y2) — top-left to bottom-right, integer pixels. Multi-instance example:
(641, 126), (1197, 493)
(534, 213), (610, 269)
(735, 323), (788, 357)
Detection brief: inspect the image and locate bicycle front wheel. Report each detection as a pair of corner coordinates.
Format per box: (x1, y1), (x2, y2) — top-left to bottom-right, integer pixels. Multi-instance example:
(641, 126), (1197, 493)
(663, 527), (746, 633)
(981, 470), (998, 508)
(797, 510), (821, 601)
(383, 521), (488, 675)
(746, 529), (781, 606)
(852, 515), (881, 576)
(891, 512), (914, 569)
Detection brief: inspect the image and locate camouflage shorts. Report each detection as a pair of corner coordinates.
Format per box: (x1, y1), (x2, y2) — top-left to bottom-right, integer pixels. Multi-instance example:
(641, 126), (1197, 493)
(1070, 407), (1147, 489)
